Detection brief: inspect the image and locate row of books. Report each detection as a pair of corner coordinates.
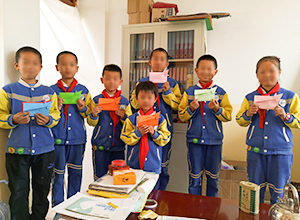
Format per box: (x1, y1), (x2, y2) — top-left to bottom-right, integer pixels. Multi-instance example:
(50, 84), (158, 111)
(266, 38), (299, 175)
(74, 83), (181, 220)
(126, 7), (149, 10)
(129, 30), (195, 61)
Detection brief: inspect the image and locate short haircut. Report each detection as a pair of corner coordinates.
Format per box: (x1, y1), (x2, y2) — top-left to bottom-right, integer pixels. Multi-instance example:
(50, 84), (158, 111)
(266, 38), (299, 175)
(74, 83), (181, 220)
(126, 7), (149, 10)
(256, 56), (281, 73)
(136, 81), (158, 99)
(102, 64), (122, 79)
(56, 51), (78, 64)
(150, 47), (169, 60)
(196, 54), (217, 69)
(15, 46), (42, 64)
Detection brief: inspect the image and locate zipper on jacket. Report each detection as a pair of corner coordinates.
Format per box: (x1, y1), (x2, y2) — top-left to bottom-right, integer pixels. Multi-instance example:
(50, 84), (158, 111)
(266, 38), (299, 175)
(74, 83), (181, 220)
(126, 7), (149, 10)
(157, 148), (161, 161)
(248, 125), (255, 140)
(94, 126), (101, 139)
(8, 129), (13, 138)
(187, 119), (192, 130)
(283, 127), (290, 142)
(128, 148), (134, 161)
(48, 128), (53, 137)
(166, 113), (171, 127)
(216, 120), (221, 133)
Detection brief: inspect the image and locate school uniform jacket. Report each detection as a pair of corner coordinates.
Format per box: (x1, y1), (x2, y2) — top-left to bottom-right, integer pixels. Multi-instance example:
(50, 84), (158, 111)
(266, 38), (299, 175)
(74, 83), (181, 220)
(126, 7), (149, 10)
(51, 81), (92, 145)
(0, 78), (60, 155)
(120, 111), (171, 173)
(87, 94), (132, 151)
(178, 82), (232, 145)
(130, 76), (182, 134)
(236, 87), (300, 155)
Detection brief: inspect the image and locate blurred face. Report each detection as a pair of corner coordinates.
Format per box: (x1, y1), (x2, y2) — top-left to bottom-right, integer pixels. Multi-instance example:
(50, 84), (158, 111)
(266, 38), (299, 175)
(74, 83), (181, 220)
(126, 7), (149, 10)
(136, 90), (157, 112)
(195, 60), (218, 84)
(256, 61), (281, 89)
(56, 54), (78, 80)
(149, 51), (169, 72)
(14, 52), (42, 80)
(101, 71), (123, 93)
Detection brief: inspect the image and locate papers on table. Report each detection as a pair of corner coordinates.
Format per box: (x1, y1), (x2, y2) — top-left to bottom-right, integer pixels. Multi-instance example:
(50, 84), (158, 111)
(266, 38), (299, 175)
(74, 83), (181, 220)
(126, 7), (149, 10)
(98, 97), (121, 111)
(149, 70), (169, 83)
(59, 91), (82, 104)
(254, 94), (283, 109)
(157, 216), (206, 220)
(22, 100), (52, 116)
(194, 87), (217, 102)
(137, 112), (160, 127)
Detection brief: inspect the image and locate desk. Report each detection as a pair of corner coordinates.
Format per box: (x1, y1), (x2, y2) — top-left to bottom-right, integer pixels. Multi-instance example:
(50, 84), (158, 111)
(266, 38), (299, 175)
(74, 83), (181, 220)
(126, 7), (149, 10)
(126, 190), (271, 220)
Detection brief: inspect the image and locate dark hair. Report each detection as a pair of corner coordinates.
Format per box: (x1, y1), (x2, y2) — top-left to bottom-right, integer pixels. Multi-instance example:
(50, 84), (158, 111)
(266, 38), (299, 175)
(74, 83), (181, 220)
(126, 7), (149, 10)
(56, 51), (78, 64)
(102, 64), (122, 79)
(256, 56), (281, 73)
(15, 46), (42, 64)
(196, 54), (217, 69)
(136, 81), (158, 99)
(150, 47), (169, 60)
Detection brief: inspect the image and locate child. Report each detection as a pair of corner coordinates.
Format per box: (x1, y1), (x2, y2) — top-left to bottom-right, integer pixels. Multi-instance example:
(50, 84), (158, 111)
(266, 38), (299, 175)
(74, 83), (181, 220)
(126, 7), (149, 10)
(236, 56), (300, 204)
(121, 81), (171, 173)
(178, 54), (232, 197)
(0, 46), (60, 219)
(130, 47), (181, 190)
(87, 64), (132, 179)
(50, 51), (92, 207)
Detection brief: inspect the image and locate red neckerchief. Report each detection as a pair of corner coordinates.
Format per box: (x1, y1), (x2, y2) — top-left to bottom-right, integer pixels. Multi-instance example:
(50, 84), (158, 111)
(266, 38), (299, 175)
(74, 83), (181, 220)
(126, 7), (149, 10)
(102, 90), (122, 146)
(57, 79), (78, 127)
(138, 107), (155, 170)
(154, 83), (160, 110)
(199, 80), (213, 124)
(256, 82), (280, 129)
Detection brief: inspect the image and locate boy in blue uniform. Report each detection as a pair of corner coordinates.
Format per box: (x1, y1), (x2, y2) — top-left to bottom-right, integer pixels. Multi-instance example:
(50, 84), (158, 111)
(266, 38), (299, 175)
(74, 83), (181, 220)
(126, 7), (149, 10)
(0, 46), (60, 220)
(236, 56), (300, 204)
(130, 48), (181, 190)
(178, 55), (232, 197)
(121, 81), (171, 173)
(51, 51), (92, 207)
(87, 64), (132, 179)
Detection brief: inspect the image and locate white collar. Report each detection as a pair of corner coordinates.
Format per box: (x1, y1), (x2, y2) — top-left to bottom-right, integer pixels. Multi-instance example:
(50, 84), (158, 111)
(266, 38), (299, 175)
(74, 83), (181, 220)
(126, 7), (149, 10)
(18, 78), (40, 88)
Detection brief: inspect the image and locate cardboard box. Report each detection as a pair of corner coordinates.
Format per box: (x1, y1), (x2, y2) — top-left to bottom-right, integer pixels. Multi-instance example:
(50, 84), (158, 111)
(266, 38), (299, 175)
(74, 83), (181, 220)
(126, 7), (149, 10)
(151, 8), (175, 22)
(127, 0), (153, 14)
(129, 12), (150, 24)
(139, 12), (150, 23)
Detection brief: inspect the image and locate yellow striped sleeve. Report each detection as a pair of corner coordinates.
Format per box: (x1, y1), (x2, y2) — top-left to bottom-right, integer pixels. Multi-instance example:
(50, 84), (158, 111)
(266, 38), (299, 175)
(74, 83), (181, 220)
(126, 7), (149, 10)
(87, 99), (99, 127)
(46, 93), (61, 128)
(284, 93), (300, 129)
(214, 93), (232, 122)
(236, 97), (252, 127)
(152, 119), (171, 147)
(79, 92), (92, 118)
(0, 88), (16, 129)
(178, 92), (194, 122)
(162, 84), (182, 111)
(130, 82), (140, 110)
(120, 118), (141, 146)
(120, 104), (132, 124)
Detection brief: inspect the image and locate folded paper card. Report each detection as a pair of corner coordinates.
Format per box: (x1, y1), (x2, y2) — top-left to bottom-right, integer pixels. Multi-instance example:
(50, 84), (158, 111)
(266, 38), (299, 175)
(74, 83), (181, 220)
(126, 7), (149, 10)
(59, 91), (82, 104)
(137, 112), (160, 127)
(254, 93), (283, 109)
(98, 97), (121, 111)
(149, 70), (169, 83)
(194, 87), (217, 102)
(22, 100), (53, 116)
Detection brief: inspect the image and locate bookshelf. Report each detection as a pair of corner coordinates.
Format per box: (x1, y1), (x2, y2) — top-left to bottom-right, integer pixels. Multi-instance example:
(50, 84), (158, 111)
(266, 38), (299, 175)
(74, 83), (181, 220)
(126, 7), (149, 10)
(122, 20), (207, 192)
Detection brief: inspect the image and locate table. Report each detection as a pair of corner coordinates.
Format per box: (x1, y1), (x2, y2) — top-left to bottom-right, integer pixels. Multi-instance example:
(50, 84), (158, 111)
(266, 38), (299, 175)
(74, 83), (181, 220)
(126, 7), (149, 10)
(126, 190), (272, 220)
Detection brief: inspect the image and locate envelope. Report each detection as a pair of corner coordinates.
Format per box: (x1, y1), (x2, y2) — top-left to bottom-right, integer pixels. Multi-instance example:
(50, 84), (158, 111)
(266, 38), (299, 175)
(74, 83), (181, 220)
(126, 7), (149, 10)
(194, 87), (217, 102)
(137, 112), (160, 127)
(98, 97), (121, 111)
(254, 93), (283, 109)
(59, 91), (82, 104)
(22, 100), (53, 116)
(149, 70), (169, 83)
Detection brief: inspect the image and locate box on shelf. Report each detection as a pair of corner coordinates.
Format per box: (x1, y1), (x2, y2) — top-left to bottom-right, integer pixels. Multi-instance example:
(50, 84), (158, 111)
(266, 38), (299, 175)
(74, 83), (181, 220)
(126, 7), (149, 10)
(151, 8), (175, 22)
(127, 0), (153, 14)
(129, 12), (151, 24)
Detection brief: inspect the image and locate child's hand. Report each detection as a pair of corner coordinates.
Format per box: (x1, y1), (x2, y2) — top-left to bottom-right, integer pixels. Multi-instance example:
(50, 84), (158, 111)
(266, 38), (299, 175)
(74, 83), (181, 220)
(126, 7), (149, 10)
(58, 98), (64, 110)
(77, 99), (85, 111)
(162, 82), (170, 91)
(115, 109), (126, 119)
(148, 125), (155, 136)
(190, 99), (199, 112)
(35, 113), (50, 125)
(138, 125), (149, 136)
(274, 105), (287, 120)
(246, 104), (259, 117)
(12, 112), (30, 125)
(208, 99), (219, 113)
(91, 106), (102, 118)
